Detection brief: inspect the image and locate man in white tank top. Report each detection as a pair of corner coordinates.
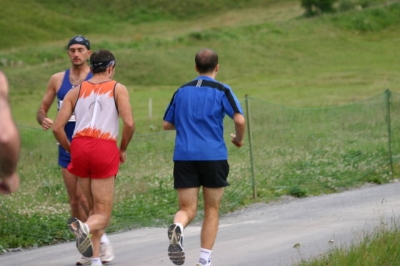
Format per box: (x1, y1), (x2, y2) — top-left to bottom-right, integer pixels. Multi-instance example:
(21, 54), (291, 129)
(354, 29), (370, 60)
(53, 50), (135, 266)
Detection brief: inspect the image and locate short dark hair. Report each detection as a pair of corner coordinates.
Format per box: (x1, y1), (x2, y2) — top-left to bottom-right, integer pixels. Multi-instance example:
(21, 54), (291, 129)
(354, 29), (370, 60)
(90, 50), (116, 74)
(195, 49), (218, 74)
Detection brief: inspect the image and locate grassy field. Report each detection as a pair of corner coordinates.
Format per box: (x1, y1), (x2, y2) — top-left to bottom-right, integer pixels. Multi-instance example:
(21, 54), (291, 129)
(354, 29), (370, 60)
(1, 0), (400, 131)
(1, 0), (400, 264)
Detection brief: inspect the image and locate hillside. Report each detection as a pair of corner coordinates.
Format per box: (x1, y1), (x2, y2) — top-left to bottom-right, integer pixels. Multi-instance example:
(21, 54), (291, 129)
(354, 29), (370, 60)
(0, 0), (292, 49)
(0, 0), (399, 129)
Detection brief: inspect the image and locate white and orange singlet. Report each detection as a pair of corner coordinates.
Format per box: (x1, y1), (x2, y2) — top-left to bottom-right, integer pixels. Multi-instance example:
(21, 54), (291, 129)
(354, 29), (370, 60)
(73, 80), (119, 141)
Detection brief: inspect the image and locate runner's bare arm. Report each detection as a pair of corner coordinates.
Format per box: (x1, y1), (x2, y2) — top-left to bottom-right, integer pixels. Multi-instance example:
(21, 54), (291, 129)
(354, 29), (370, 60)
(115, 84), (135, 163)
(37, 72), (62, 130)
(231, 113), (245, 147)
(52, 87), (78, 153)
(162, 121), (175, 130)
(0, 72), (20, 194)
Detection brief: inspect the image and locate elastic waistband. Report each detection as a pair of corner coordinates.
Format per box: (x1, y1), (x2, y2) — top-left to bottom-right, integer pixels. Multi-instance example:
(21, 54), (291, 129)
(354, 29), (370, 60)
(73, 136), (117, 144)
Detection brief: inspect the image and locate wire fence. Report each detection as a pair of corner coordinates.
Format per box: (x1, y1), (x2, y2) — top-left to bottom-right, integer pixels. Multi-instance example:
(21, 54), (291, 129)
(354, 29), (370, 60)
(1, 90), (399, 249)
(245, 90), (399, 200)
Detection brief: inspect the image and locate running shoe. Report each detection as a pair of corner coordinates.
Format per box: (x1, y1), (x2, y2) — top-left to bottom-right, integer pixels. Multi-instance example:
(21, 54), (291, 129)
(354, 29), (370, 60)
(196, 259), (212, 266)
(68, 217), (93, 258)
(167, 224), (185, 265)
(100, 242), (115, 263)
(76, 242), (114, 264)
(76, 256), (91, 265)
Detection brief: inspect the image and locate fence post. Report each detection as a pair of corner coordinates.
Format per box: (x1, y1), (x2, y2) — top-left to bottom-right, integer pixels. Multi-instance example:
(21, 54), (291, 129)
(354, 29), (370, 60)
(245, 95), (256, 200)
(385, 89), (394, 180)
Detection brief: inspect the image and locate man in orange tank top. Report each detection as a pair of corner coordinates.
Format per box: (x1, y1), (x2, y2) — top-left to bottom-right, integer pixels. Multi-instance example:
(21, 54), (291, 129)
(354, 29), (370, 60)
(53, 50), (135, 266)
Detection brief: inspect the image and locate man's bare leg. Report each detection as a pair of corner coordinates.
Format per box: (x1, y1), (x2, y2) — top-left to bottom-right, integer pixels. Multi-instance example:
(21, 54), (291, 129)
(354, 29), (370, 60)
(201, 187), (224, 249)
(62, 168), (89, 221)
(79, 177), (115, 259)
(174, 187), (200, 226)
(168, 187), (199, 265)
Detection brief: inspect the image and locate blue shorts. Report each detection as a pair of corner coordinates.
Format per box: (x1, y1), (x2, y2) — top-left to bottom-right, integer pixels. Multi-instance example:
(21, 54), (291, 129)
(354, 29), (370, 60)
(58, 122), (75, 168)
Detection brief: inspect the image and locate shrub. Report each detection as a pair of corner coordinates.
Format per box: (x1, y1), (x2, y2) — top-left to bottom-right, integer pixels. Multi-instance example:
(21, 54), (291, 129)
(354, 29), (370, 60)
(288, 186), (308, 198)
(339, 0), (356, 11)
(301, 0), (338, 16)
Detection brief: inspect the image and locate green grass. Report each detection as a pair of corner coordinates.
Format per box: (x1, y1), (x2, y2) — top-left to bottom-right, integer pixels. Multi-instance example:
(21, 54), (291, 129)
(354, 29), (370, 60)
(1, 1), (400, 129)
(0, 0), (293, 50)
(1, 1), (400, 263)
(294, 221), (400, 266)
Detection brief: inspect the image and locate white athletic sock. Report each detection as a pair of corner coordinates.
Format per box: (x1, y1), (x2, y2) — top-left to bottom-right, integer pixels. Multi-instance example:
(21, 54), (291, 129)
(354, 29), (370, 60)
(199, 248), (212, 265)
(91, 257), (101, 266)
(101, 233), (110, 244)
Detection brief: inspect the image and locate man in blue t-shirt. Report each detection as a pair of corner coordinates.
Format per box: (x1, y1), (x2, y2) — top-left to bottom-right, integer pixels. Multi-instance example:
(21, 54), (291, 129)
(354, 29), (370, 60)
(163, 48), (246, 266)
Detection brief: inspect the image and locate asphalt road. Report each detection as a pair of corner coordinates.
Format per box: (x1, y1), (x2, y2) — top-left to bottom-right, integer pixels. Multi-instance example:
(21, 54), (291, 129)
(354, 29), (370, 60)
(1, 182), (399, 266)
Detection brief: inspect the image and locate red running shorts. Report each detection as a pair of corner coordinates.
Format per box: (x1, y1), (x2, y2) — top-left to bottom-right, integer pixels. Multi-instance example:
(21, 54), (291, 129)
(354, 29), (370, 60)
(68, 137), (120, 179)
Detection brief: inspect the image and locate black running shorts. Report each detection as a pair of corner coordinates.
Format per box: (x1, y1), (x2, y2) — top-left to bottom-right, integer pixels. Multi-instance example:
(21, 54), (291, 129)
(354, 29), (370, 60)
(173, 160), (230, 189)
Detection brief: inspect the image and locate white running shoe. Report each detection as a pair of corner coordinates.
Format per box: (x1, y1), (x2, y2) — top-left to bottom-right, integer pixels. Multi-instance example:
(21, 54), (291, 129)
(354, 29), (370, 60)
(167, 224), (185, 265)
(76, 256), (91, 265)
(100, 242), (115, 264)
(75, 243), (115, 265)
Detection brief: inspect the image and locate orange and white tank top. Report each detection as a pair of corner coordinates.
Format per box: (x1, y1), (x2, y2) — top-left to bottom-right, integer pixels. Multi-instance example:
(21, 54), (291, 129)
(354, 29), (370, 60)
(73, 80), (119, 141)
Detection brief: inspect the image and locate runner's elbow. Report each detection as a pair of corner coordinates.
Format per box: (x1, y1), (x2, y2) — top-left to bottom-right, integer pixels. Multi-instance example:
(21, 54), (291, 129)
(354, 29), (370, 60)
(125, 119), (135, 130)
(234, 114), (246, 127)
(52, 125), (62, 135)
(162, 121), (174, 130)
(0, 127), (18, 147)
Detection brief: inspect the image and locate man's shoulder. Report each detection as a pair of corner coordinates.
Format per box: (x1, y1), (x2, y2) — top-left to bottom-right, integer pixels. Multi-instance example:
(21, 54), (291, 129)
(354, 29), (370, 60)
(0, 71), (6, 82)
(179, 78), (230, 91)
(113, 80), (125, 89)
(50, 70), (67, 82)
(179, 79), (197, 89)
(0, 71), (8, 95)
(113, 80), (129, 97)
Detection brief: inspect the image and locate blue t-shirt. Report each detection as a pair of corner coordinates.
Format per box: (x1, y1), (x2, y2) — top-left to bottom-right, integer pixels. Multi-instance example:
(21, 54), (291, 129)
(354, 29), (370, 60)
(163, 76), (243, 161)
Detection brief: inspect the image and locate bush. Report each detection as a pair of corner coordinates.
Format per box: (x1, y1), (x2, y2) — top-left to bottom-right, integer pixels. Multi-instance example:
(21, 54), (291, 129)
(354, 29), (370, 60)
(288, 186), (308, 198)
(338, 0), (385, 12)
(330, 2), (400, 31)
(339, 0), (356, 11)
(301, 0), (338, 16)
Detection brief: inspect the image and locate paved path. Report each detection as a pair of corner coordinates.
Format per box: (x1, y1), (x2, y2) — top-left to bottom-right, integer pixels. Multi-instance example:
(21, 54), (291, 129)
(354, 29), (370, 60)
(1, 182), (399, 266)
